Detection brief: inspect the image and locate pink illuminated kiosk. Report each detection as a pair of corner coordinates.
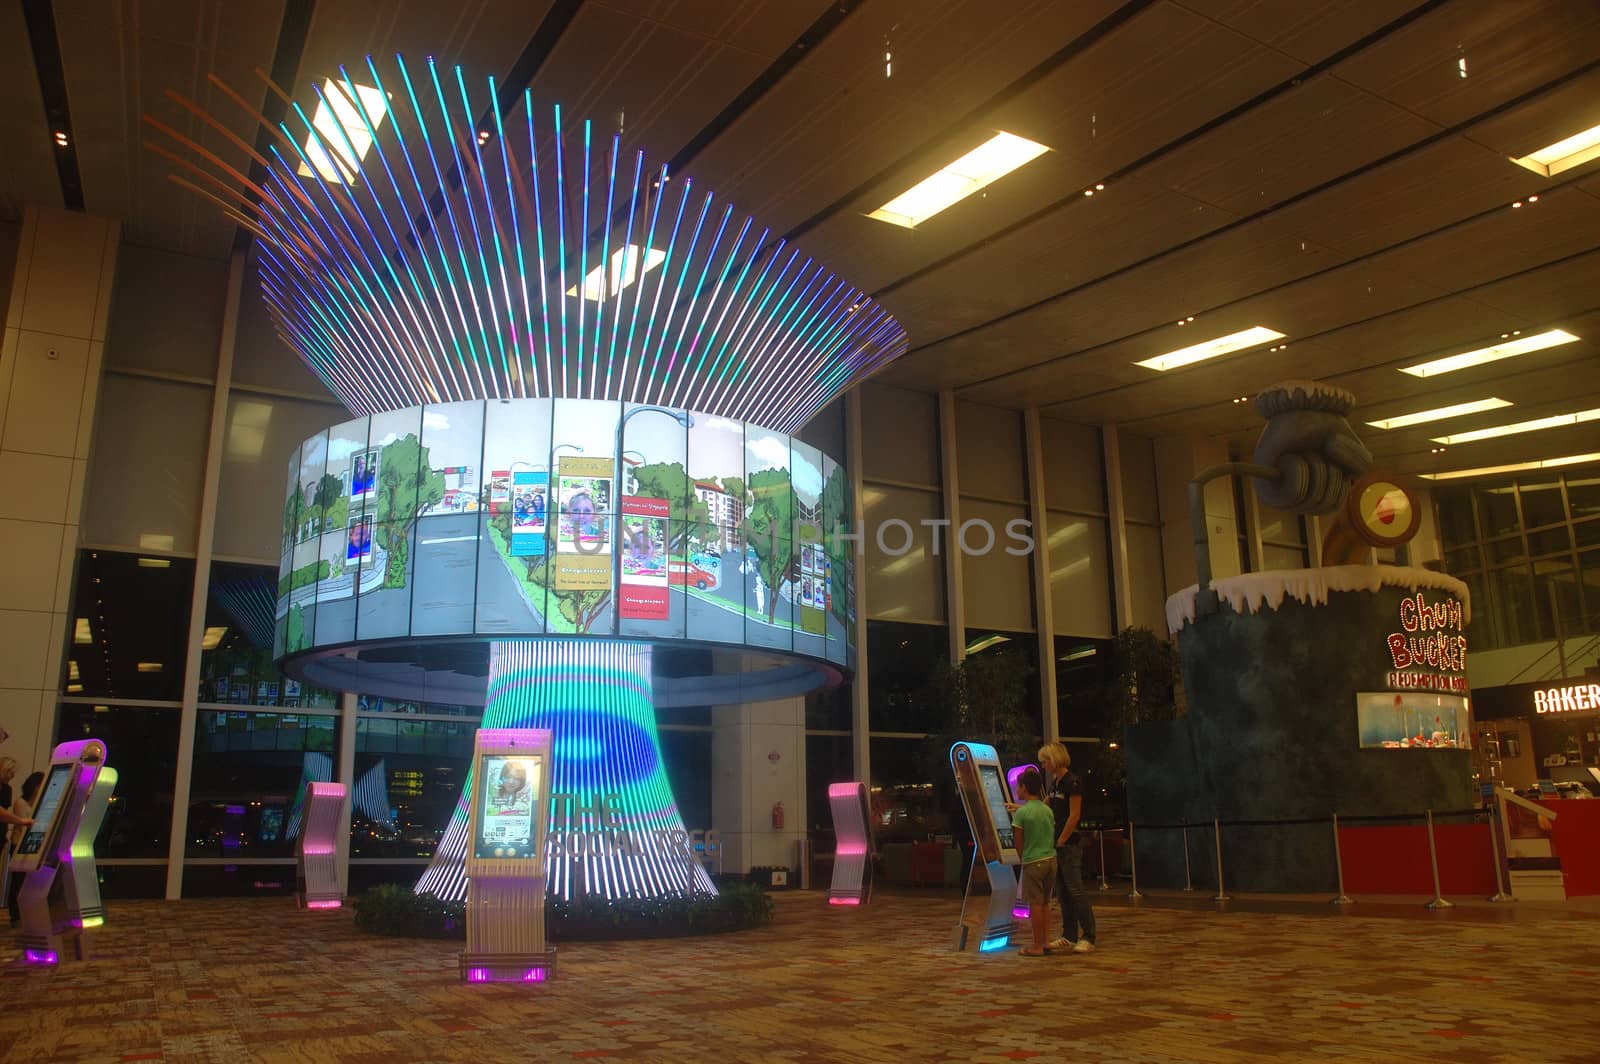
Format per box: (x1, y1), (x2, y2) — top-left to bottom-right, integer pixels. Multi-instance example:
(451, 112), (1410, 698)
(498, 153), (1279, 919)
(462, 728), (556, 984)
(297, 781), (348, 910)
(1006, 764), (1034, 925)
(949, 741), (1020, 953)
(827, 782), (874, 906)
(14, 739), (118, 965)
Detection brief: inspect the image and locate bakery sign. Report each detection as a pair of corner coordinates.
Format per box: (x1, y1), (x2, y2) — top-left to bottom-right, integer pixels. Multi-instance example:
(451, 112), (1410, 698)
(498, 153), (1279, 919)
(1385, 591), (1468, 693)
(1534, 683), (1600, 716)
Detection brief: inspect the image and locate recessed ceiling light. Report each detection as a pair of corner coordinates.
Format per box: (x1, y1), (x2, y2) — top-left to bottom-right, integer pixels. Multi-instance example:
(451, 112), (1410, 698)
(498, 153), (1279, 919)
(1365, 397), (1511, 430)
(867, 131), (1049, 228)
(54, 131), (68, 147)
(1510, 120), (1600, 178)
(1430, 406), (1600, 445)
(66, 683), (83, 693)
(1135, 326), (1285, 372)
(74, 618), (92, 645)
(137, 557), (171, 568)
(202, 626), (229, 650)
(69, 661), (80, 681)
(1398, 328), (1579, 378)
(565, 244), (667, 301)
(296, 79), (389, 185)
(136, 662), (164, 673)
(1423, 452), (1600, 481)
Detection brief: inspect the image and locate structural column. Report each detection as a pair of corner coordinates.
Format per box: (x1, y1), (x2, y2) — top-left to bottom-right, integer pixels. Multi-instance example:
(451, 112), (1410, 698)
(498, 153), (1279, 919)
(1102, 425), (1134, 631)
(1023, 409), (1058, 743)
(164, 251), (244, 899)
(845, 388), (870, 786)
(0, 206), (119, 772)
(711, 694), (807, 878)
(938, 390), (966, 665)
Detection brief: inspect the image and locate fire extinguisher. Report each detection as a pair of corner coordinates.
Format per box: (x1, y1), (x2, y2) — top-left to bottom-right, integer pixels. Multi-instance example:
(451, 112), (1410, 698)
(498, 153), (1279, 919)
(771, 801), (784, 831)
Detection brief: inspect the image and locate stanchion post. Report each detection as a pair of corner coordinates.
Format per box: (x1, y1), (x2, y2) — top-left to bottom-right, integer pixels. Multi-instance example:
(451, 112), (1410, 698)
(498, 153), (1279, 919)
(1181, 820), (1194, 892)
(1329, 812), (1353, 906)
(1127, 821), (1144, 900)
(1096, 828), (1109, 891)
(1423, 809), (1454, 911)
(1485, 800), (1514, 903)
(1211, 817), (1231, 903)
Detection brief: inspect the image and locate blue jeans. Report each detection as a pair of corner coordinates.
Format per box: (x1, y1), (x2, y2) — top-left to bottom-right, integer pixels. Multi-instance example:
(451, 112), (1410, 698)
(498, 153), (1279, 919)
(1055, 841), (1096, 944)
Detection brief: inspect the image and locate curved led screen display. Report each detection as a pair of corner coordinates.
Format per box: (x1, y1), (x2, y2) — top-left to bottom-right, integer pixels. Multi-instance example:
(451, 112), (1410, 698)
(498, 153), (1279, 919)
(277, 399), (855, 668)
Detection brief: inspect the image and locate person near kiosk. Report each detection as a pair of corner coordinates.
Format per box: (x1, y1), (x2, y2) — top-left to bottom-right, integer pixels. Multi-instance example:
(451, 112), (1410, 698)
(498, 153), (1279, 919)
(1009, 767), (1057, 957)
(1039, 741), (1096, 953)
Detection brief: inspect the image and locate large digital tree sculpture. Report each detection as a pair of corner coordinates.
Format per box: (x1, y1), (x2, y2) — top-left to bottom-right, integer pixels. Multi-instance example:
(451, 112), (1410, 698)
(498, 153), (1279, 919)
(150, 56), (905, 903)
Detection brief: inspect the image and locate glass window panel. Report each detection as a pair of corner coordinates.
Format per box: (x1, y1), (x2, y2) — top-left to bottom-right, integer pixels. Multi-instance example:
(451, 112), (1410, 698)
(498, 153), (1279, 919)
(1443, 545), (1480, 575)
(1519, 478), (1566, 530)
(868, 738), (952, 845)
(1486, 565), (1539, 648)
(1046, 511), (1110, 639)
(67, 550), (195, 700)
(1124, 523), (1168, 634)
(863, 486), (944, 623)
(1474, 480), (1519, 537)
(658, 729), (711, 831)
(55, 703), (178, 858)
(1261, 543), (1308, 571)
(867, 621), (949, 733)
(1530, 561), (1583, 643)
(105, 244), (228, 377)
(1041, 418), (1105, 514)
(1117, 431), (1160, 525)
(1485, 535), (1527, 566)
(956, 402), (1025, 503)
(1434, 487), (1476, 549)
(1578, 550), (1600, 634)
(411, 401), (486, 637)
(860, 382), (937, 487)
(185, 709), (341, 859)
(1568, 474), (1600, 521)
(1458, 572), (1493, 651)
(83, 375), (211, 553)
(1574, 517), (1600, 550)
(214, 393), (344, 562)
(350, 728), (470, 859)
(202, 560), (340, 710)
(1529, 525), (1573, 558)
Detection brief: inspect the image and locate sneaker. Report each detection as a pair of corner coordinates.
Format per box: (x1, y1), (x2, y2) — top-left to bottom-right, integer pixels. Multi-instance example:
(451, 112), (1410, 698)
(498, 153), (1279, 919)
(1049, 937), (1074, 951)
(1073, 940), (1096, 954)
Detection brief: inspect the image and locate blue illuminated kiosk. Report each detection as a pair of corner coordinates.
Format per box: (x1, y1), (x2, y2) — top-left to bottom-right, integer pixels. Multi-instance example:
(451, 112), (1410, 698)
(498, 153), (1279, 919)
(14, 739), (118, 965)
(148, 54), (909, 919)
(950, 742), (1020, 952)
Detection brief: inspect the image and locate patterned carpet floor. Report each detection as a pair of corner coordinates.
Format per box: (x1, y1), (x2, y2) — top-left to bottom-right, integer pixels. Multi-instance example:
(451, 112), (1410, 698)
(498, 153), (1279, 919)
(4, 888), (1599, 1063)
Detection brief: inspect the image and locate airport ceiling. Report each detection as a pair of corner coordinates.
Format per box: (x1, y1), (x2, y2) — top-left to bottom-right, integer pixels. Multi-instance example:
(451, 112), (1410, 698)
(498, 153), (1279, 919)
(3, 0), (1599, 480)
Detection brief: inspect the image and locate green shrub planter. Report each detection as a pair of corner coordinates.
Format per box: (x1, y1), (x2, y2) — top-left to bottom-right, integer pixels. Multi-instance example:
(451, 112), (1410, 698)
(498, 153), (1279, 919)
(353, 882), (775, 942)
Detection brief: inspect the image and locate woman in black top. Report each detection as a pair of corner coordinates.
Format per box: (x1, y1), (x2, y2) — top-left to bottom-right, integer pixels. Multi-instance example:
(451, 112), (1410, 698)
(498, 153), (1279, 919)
(1038, 741), (1096, 952)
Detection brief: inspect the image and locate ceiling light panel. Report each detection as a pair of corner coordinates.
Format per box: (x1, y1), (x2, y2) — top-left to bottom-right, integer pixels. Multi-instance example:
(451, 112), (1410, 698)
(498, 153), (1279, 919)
(1399, 329), (1579, 378)
(1423, 452), (1600, 481)
(867, 132), (1049, 229)
(1510, 121), (1600, 177)
(1134, 326), (1285, 372)
(566, 245), (666, 301)
(296, 79), (388, 185)
(1365, 397), (1511, 430)
(1431, 406), (1600, 446)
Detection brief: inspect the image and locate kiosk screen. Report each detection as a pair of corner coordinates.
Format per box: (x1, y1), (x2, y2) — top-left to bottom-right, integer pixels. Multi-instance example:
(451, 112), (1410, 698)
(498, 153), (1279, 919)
(474, 755), (542, 859)
(978, 764), (1014, 850)
(15, 763), (74, 856)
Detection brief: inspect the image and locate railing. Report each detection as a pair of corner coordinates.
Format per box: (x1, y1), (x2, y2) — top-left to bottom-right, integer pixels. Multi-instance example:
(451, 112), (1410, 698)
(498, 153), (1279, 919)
(1080, 806), (1514, 909)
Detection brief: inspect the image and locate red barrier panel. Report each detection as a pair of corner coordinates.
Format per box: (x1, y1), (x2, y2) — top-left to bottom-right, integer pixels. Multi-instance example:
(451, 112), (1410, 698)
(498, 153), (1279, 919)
(1338, 822), (1497, 897)
(1543, 799), (1600, 897)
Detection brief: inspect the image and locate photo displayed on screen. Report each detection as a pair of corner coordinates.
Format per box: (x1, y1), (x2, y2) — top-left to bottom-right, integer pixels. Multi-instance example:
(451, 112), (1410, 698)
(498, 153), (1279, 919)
(346, 514), (374, 561)
(474, 754), (542, 858)
(510, 471), (549, 556)
(978, 764), (1016, 850)
(350, 449), (379, 498)
(1356, 692), (1472, 749)
(15, 763), (74, 856)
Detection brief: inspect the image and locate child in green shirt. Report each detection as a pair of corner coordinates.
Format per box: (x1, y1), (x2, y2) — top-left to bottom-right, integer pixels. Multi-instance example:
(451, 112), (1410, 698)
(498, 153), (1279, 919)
(1010, 767), (1057, 956)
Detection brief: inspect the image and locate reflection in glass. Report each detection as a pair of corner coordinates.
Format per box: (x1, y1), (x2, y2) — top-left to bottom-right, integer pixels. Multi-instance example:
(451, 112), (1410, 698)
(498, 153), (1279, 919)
(66, 551), (196, 701)
(1474, 480), (1519, 538)
(1487, 565), (1540, 648)
(55, 703), (178, 857)
(350, 717), (476, 859)
(204, 561), (338, 708)
(187, 711), (338, 858)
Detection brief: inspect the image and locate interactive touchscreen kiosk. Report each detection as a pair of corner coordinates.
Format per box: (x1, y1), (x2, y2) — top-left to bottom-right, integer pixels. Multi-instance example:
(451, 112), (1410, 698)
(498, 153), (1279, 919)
(949, 741), (1020, 953)
(16, 739), (117, 965)
(297, 781), (347, 910)
(461, 727), (555, 983)
(827, 781), (874, 906)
